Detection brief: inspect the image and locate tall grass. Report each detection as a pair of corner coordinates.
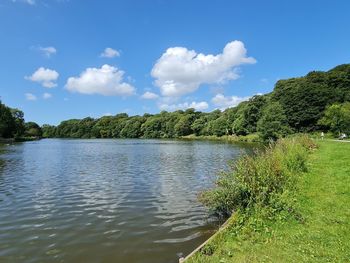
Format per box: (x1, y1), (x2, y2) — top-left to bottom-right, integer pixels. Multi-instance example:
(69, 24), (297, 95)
(200, 135), (317, 218)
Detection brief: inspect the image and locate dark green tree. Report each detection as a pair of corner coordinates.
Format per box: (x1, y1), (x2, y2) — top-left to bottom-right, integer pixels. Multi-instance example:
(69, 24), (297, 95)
(42, 124), (56, 138)
(0, 102), (14, 138)
(25, 122), (42, 137)
(257, 102), (291, 141)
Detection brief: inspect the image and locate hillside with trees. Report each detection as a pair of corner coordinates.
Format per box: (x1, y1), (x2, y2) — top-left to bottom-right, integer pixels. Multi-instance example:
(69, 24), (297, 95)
(2, 64), (349, 142)
(41, 64), (350, 141)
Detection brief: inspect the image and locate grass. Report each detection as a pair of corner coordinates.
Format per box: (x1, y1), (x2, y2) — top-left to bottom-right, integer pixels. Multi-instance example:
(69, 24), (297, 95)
(186, 139), (350, 262)
(181, 133), (261, 143)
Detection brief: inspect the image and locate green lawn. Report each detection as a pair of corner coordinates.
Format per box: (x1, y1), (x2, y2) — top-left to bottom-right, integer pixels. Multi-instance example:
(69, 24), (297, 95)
(187, 141), (350, 262)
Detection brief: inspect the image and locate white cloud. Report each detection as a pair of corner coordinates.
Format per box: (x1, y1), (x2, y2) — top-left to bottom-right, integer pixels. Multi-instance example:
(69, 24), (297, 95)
(102, 112), (113, 116)
(42, 92), (52, 99)
(159, 101), (208, 111)
(65, 64), (135, 96)
(38, 46), (57, 58)
(151, 40), (256, 97)
(141, 91), (159, 100)
(25, 93), (37, 101)
(12, 0), (35, 5)
(25, 67), (59, 88)
(212, 93), (250, 110)
(100, 47), (120, 58)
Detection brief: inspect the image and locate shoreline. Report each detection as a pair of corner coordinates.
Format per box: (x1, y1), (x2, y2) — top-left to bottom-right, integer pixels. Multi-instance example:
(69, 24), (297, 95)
(184, 140), (350, 262)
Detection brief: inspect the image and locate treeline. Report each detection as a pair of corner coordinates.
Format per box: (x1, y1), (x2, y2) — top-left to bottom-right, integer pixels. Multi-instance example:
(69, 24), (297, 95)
(2, 64), (349, 141)
(0, 100), (42, 139)
(42, 64), (350, 141)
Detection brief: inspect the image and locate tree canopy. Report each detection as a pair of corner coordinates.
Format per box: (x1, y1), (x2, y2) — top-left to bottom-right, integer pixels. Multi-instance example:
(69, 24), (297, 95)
(0, 100), (41, 139)
(2, 64), (350, 141)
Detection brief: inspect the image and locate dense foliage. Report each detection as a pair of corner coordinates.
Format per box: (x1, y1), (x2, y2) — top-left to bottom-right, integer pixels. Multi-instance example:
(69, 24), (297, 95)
(41, 64), (350, 141)
(0, 100), (41, 139)
(2, 64), (349, 141)
(318, 102), (350, 136)
(199, 135), (317, 216)
(272, 64), (350, 132)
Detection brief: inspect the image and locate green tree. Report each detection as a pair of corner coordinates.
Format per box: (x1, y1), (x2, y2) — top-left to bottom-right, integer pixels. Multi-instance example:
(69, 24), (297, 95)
(208, 116), (229, 136)
(42, 124), (56, 138)
(141, 117), (163, 138)
(11, 109), (25, 137)
(25, 122), (42, 137)
(191, 115), (208, 136)
(120, 117), (145, 138)
(257, 102), (291, 141)
(318, 102), (350, 135)
(272, 65), (350, 131)
(174, 115), (193, 136)
(0, 101), (16, 138)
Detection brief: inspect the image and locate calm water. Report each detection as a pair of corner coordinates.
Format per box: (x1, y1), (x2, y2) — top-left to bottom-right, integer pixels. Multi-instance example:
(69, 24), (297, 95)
(0, 139), (252, 263)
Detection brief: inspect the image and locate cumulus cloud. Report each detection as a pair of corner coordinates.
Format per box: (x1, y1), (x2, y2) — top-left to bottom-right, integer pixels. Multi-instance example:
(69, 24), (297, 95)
(100, 47), (120, 58)
(42, 92), (52, 99)
(151, 40), (256, 97)
(38, 46), (57, 58)
(212, 93), (250, 110)
(25, 93), (37, 101)
(141, 91), (159, 100)
(65, 64), (135, 96)
(159, 101), (208, 111)
(25, 67), (59, 88)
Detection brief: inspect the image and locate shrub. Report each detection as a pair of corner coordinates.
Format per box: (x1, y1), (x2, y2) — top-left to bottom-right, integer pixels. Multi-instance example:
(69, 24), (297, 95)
(199, 136), (316, 217)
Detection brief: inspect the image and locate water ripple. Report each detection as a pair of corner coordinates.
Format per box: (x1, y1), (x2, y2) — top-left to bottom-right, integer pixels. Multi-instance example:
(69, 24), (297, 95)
(0, 139), (252, 263)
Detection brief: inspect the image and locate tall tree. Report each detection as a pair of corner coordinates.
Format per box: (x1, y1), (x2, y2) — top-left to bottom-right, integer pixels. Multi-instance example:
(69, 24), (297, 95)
(257, 102), (291, 141)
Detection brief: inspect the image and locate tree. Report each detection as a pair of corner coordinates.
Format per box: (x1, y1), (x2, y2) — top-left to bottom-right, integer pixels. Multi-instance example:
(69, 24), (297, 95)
(318, 102), (350, 135)
(141, 117), (163, 138)
(24, 122), (42, 137)
(174, 115), (193, 136)
(231, 95), (268, 135)
(257, 102), (291, 141)
(120, 117), (145, 138)
(272, 65), (350, 131)
(191, 115), (208, 136)
(208, 116), (229, 136)
(0, 101), (16, 138)
(31, 63), (350, 140)
(42, 124), (56, 138)
(232, 102), (249, 135)
(11, 109), (25, 137)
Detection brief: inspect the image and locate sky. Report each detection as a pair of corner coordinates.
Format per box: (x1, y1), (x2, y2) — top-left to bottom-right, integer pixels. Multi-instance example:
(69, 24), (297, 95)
(1, 0), (350, 125)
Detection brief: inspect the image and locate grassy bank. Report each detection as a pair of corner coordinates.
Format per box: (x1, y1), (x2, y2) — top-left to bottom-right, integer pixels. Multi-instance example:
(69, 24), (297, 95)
(181, 133), (261, 143)
(186, 138), (350, 262)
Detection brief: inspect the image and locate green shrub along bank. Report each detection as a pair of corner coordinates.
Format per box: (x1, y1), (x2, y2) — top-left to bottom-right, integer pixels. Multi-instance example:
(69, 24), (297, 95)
(39, 64), (350, 141)
(186, 139), (350, 262)
(199, 135), (316, 218)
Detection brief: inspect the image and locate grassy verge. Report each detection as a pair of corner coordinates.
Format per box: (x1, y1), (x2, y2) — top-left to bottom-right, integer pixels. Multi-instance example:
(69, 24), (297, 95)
(186, 138), (350, 262)
(181, 133), (261, 143)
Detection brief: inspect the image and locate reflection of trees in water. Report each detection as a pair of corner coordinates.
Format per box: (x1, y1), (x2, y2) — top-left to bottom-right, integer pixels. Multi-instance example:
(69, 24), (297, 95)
(0, 145), (6, 175)
(0, 147), (6, 203)
(0, 159), (4, 170)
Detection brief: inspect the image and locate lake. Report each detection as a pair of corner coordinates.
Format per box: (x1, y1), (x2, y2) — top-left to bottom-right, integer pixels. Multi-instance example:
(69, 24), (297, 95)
(0, 139), (253, 263)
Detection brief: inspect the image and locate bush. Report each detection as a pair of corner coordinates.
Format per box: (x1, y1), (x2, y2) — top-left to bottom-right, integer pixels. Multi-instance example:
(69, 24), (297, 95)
(199, 136), (316, 217)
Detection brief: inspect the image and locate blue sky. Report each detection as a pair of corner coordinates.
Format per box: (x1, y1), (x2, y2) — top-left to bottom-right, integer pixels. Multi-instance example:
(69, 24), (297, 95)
(1, 0), (350, 125)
